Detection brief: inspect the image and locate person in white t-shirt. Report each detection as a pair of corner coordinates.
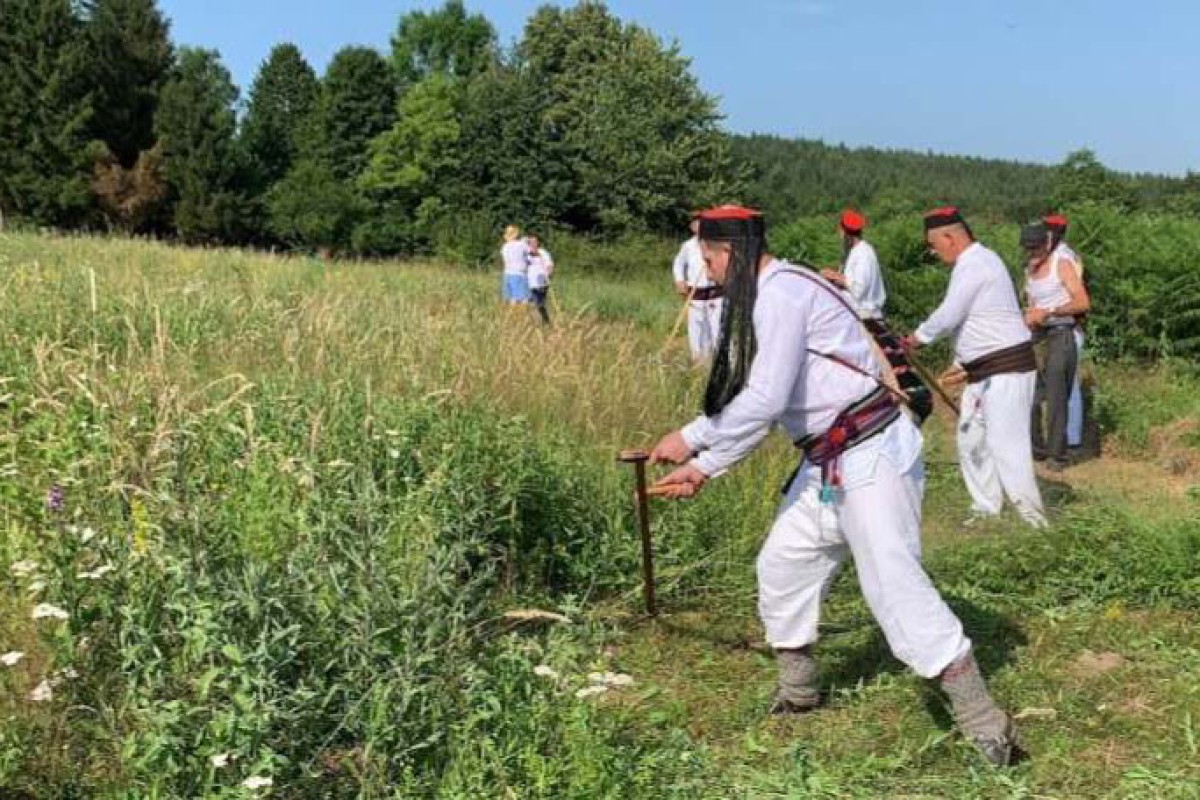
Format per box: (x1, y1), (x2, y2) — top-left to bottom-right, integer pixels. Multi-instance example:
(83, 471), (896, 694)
(526, 234), (555, 325)
(500, 225), (531, 305)
(650, 205), (1021, 767)
(821, 209), (886, 320)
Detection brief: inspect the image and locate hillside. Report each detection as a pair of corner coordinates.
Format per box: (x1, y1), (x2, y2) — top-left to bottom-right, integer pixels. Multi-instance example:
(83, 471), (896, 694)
(733, 134), (1190, 222)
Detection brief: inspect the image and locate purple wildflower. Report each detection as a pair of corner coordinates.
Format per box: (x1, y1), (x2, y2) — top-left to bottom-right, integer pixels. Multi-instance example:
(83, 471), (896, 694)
(46, 483), (64, 514)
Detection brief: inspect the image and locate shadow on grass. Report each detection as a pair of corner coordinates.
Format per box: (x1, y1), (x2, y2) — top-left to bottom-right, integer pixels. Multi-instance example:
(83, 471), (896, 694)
(636, 577), (1026, 729)
(1038, 474), (1079, 512)
(815, 592), (1027, 729)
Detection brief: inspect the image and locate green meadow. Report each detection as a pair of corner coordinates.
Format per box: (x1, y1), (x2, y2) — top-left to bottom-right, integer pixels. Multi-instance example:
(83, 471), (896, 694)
(1, 232), (1198, 798)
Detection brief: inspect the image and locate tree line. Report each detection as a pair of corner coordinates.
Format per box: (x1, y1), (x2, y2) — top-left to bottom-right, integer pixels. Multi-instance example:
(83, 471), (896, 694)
(2, 0), (1199, 265)
(0, 0), (735, 258)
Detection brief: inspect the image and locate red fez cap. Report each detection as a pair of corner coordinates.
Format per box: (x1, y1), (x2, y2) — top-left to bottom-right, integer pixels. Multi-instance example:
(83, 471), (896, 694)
(923, 206), (965, 232)
(840, 209), (866, 233)
(697, 205), (762, 221)
(697, 205), (765, 239)
(1043, 214), (1068, 231)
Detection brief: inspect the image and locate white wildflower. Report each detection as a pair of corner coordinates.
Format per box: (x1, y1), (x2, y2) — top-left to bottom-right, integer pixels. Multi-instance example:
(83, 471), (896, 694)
(241, 776), (273, 790)
(1, 651), (25, 667)
(55, 666), (79, 681)
(79, 526), (96, 544)
(9, 560), (38, 578)
(586, 671), (635, 688)
(210, 752), (231, 768)
(76, 564), (114, 580)
(27, 579), (46, 595)
(533, 664), (559, 680)
(29, 680), (53, 702)
(31, 603), (70, 621)
(388, 448), (401, 459)
(574, 685), (608, 699)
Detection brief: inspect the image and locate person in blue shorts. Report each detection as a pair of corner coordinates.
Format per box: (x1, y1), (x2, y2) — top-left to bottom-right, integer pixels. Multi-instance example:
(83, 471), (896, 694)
(500, 225), (531, 304)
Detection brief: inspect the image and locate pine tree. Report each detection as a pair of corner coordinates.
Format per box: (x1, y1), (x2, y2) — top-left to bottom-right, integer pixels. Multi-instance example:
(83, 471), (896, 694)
(0, 0), (95, 226)
(82, 0), (174, 168)
(154, 47), (248, 242)
(515, 2), (737, 232)
(304, 47), (396, 182)
(241, 43), (319, 189)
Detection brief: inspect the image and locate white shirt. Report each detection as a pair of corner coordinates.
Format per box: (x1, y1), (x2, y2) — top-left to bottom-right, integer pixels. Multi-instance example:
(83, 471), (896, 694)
(672, 237), (714, 288)
(501, 240), (529, 276)
(680, 260), (921, 484)
(1052, 242), (1084, 279)
(1026, 258), (1072, 316)
(914, 242), (1031, 364)
(528, 248), (554, 289)
(842, 239), (886, 319)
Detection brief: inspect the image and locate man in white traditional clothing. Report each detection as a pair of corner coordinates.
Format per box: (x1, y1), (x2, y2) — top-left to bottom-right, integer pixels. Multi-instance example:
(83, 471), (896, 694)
(903, 207), (1047, 528)
(650, 205), (1021, 767)
(673, 215), (724, 361)
(821, 209), (886, 321)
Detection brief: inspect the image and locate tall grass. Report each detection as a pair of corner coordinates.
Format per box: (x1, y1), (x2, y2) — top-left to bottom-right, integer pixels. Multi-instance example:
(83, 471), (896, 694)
(0, 232), (1197, 797)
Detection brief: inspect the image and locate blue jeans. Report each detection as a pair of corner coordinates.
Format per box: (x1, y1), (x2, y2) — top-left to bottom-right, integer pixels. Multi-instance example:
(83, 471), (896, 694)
(502, 274), (531, 303)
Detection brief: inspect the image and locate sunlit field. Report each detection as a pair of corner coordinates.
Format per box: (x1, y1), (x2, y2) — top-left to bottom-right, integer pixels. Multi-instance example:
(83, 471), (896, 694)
(1, 232), (1198, 798)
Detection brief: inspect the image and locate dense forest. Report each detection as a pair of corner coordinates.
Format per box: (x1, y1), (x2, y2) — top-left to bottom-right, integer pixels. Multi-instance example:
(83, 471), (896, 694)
(4, 0), (1199, 260)
(732, 136), (1198, 223)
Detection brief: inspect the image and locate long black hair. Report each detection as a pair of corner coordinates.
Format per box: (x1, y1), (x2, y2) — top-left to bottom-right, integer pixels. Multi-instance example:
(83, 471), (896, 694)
(701, 212), (768, 416)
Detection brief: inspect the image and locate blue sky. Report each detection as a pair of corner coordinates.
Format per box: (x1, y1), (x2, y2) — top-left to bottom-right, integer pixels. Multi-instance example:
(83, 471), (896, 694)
(158, 0), (1200, 175)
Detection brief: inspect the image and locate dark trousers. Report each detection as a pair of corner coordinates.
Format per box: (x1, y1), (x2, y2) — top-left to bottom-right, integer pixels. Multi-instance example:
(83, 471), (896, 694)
(1032, 326), (1078, 463)
(531, 287), (550, 325)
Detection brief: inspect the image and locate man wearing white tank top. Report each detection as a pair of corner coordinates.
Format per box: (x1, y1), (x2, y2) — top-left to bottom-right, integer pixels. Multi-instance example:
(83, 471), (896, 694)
(1021, 222), (1090, 471)
(904, 208), (1047, 528)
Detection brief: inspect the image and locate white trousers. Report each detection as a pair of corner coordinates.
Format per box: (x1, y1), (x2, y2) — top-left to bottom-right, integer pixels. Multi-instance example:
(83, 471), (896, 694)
(756, 448), (971, 678)
(1067, 329), (1084, 448)
(958, 372), (1047, 527)
(687, 298), (724, 361)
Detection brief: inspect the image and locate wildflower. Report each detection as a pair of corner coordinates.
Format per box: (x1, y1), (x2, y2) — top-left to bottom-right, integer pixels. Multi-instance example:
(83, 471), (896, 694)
(27, 579), (46, 595)
(210, 752), (231, 768)
(55, 666), (79, 680)
(388, 448), (401, 459)
(1, 651), (24, 667)
(79, 526), (96, 544)
(29, 680), (53, 702)
(31, 603), (69, 621)
(575, 685), (608, 699)
(76, 564), (114, 580)
(46, 484), (64, 514)
(241, 776), (273, 790)
(533, 664), (559, 680)
(9, 560), (38, 578)
(587, 671), (635, 688)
